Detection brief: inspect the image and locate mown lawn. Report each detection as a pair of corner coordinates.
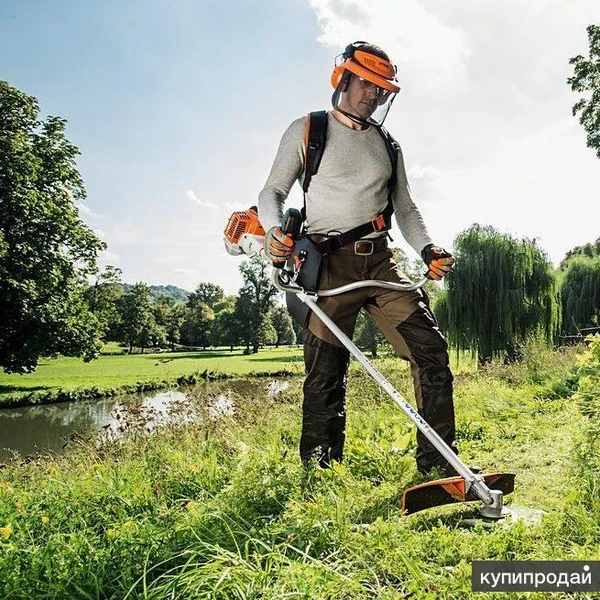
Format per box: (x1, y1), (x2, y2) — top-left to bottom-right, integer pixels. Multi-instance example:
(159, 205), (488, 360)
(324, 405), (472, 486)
(0, 338), (598, 598)
(0, 347), (305, 405)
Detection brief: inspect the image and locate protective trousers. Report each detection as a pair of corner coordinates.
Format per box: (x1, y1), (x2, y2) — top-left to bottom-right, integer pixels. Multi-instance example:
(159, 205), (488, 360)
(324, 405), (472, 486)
(300, 244), (457, 474)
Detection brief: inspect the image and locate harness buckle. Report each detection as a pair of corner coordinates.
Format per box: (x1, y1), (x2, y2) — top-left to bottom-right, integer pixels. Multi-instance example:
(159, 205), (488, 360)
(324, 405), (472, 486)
(371, 214), (386, 232)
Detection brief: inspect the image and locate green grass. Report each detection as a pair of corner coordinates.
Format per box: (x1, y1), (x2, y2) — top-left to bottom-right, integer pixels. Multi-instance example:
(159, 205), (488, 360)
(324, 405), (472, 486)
(0, 347), (305, 405)
(0, 340), (598, 598)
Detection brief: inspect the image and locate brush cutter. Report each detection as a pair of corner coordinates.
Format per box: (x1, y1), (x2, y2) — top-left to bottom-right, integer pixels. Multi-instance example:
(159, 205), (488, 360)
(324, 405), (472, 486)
(224, 207), (515, 518)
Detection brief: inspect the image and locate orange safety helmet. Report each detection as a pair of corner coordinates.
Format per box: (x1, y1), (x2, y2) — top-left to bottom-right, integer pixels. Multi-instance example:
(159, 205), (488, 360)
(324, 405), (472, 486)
(330, 41), (400, 126)
(331, 42), (400, 93)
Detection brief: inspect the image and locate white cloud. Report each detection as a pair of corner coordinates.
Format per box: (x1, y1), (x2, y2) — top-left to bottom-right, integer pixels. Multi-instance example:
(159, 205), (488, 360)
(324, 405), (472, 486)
(101, 227), (148, 245)
(76, 203), (98, 217)
(309, 0), (469, 88)
(172, 267), (201, 290)
(98, 248), (120, 264)
(186, 190), (217, 209)
(407, 164), (447, 202)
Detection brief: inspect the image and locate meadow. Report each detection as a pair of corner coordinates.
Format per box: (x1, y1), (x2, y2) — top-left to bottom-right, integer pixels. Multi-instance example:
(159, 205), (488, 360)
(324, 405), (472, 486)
(0, 336), (599, 598)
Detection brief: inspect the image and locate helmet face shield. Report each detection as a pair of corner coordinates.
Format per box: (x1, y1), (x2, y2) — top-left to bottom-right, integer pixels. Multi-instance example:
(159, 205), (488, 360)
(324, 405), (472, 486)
(332, 72), (398, 127)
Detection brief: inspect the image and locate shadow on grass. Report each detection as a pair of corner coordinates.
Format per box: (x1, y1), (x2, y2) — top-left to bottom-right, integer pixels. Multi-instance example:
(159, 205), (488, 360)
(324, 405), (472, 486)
(137, 352), (242, 361)
(247, 356), (304, 363)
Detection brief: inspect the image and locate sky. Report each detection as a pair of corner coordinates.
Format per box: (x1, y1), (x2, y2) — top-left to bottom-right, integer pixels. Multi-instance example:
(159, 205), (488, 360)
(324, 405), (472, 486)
(1, 0), (599, 294)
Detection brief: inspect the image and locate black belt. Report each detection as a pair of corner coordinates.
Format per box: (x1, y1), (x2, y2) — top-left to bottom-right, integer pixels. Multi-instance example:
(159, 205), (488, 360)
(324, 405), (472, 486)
(308, 234), (388, 255)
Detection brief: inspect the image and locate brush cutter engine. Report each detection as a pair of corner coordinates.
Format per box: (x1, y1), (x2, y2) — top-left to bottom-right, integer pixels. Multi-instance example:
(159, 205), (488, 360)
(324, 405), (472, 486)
(223, 206), (266, 257)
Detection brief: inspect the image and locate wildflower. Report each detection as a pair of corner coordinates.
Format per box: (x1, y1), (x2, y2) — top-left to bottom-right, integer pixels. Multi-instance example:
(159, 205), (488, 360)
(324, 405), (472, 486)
(107, 528), (118, 538)
(14, 502), (22, 512)
(0, 525), (13, 539)
(121, 520), (135, 531)
(41, 516), (49, 525)
(49, 468), (57, 477)
(186, 501), (196, 512)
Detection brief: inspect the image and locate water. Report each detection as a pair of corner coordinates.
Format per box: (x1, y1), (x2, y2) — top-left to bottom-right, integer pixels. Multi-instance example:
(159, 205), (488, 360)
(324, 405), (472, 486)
(0, 378), (291, 462)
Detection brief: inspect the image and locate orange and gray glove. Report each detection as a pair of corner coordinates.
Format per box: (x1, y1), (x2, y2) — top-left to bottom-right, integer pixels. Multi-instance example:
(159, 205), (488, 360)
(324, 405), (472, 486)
(421, 244), (455, 280)
(265, 226), (295, 264)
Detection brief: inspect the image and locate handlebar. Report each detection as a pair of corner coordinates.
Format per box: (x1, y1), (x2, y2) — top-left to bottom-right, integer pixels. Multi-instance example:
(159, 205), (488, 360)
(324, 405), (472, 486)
(272, 268), (427, 296)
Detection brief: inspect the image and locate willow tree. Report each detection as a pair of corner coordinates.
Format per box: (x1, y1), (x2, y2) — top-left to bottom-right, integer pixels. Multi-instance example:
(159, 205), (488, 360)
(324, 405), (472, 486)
(434, 224), (560, 364)
(560, 256), (600, 336)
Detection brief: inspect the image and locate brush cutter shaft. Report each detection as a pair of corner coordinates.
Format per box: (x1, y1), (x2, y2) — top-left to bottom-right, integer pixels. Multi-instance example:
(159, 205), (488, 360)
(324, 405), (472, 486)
(273, 269), (498, 508)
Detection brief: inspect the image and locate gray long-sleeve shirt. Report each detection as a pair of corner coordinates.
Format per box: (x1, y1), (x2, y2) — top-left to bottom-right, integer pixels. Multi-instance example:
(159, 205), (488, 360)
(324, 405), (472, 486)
(258, 112), (432, 255)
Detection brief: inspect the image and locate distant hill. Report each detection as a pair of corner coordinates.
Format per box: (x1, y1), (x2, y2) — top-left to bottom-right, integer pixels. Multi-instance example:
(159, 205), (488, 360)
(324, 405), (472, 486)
(122, 284), (190, 304)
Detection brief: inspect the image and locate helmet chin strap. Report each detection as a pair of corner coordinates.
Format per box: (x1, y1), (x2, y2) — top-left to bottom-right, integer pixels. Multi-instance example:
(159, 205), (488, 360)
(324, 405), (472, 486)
(334, 106), (377, 128)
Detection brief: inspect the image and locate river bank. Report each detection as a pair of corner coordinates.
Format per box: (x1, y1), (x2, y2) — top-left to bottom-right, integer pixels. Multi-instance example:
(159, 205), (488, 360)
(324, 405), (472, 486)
(0, 347), (304, 408)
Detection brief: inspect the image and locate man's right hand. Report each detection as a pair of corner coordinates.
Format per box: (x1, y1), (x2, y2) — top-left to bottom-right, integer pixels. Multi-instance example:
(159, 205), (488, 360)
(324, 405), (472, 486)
(265, 226), (295, 263)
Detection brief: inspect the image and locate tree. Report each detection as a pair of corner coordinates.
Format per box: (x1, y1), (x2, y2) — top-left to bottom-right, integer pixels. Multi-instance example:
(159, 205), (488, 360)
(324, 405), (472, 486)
(355, 311), (386, 357)
(270, 305), (296, 347)
(116, 283), (163, 354)
(180, 302), (214, 349)
(188, 282), (224, 309)
(153, 297), (187, 350)
(0, 81), (106, 373)
(568, 24), (600, 158)
(236, 257), (279, 353)
(435, 224), (560, 364)
(559, 236), (600, 269)
(87, 266), (124, 340)
(560, 256), (600, 337)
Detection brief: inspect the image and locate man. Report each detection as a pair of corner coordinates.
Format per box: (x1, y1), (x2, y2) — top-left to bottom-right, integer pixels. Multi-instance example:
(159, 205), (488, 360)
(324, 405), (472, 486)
(258, 41), (464, 478)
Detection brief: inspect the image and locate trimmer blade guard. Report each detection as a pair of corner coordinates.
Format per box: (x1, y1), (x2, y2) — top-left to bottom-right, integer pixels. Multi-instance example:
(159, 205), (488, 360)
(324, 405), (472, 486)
(401, 472), (516, 515)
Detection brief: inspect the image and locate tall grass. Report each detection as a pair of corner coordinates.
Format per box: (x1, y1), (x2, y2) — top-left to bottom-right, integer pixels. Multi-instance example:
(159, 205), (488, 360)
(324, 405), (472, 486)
(0, 340), (598, 598)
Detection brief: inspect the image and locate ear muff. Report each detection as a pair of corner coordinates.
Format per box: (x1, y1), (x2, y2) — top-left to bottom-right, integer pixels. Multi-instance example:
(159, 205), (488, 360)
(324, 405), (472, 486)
(330, 64), (345, 89)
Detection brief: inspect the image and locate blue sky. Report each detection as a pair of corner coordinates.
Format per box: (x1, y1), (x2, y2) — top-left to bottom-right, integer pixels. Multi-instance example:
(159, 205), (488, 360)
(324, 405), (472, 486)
(2, 0), (600, 294)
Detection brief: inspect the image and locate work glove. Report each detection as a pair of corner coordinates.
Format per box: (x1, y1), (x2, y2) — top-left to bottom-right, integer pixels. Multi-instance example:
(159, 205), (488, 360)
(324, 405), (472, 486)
(265, 226), (295, 263)
(421, 243), (454, 280)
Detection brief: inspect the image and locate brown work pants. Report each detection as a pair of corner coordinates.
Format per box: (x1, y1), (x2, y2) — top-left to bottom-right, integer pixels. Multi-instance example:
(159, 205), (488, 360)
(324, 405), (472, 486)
(300, 244), (456, 473)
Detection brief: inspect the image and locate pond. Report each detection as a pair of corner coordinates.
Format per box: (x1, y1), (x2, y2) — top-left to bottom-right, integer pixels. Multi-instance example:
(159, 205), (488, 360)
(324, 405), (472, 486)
(0, 378), (292, 462)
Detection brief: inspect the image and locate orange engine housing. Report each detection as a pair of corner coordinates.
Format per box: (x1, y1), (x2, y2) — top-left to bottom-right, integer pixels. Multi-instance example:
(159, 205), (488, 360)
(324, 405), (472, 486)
(224, 206), (265, 244)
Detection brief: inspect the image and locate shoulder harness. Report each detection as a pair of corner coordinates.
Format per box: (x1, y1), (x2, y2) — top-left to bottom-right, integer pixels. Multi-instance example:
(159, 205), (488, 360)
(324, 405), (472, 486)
(301, 110), (400, 254)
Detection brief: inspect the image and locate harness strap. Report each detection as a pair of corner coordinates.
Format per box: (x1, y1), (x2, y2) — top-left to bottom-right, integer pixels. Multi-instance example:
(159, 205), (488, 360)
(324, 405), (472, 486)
(302, 112), (399, 254)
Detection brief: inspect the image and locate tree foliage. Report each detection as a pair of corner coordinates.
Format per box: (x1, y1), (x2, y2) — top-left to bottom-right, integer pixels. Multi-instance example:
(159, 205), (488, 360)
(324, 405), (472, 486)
(559, 236), (600, 269)
(116, 283), (164, 354)
(355, 312), (385, 357)
(435, 224), (560, 363)
(568, 24), (600, 158)
(0, 81), (105, 372)
(236, 257), (278, 353)
(560, 256), (600, 336)
(187, 282), (224, 309)
(270, 305), (296, 347)
(87, 266), (124, 340)
(180, 302), (214, 349)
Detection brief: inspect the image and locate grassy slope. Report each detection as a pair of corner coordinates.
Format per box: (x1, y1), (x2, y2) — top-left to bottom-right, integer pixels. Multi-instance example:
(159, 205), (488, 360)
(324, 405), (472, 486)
(0, 341), (599, 599)
(0, 347), (305, 406)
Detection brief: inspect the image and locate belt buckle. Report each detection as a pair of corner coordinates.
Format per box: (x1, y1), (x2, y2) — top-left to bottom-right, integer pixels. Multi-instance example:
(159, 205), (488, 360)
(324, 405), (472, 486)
(354, 240), (374, 256)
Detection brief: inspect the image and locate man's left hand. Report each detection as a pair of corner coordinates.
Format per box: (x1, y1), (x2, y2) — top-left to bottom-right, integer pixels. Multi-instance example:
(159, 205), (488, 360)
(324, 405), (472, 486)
(421, 244), (454, 280)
